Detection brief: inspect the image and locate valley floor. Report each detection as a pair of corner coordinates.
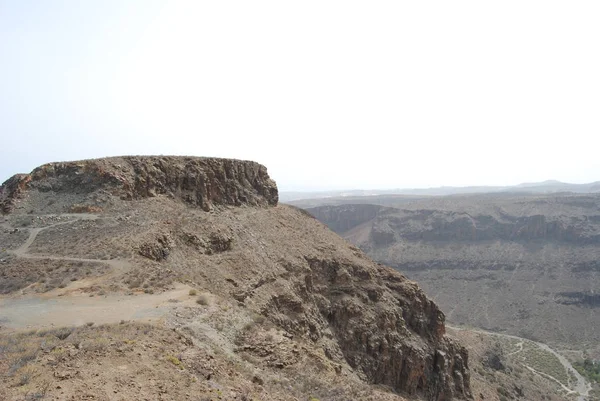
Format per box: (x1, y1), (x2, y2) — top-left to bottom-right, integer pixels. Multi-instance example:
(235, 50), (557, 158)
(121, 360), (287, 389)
(449, 326), (592, 401)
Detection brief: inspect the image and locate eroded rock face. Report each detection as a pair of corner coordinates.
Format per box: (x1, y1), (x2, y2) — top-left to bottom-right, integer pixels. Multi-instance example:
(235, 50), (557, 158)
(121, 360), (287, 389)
(259, 255), (472, 400)
(0, 156), (278, 213)
(0, 174), (30, 214)
(138, 233), (174, 261)
(313, 207), (600, 244)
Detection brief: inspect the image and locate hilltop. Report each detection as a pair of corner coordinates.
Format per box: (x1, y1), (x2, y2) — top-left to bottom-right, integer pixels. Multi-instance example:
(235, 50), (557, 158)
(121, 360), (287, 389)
(0, 156), (471, 401)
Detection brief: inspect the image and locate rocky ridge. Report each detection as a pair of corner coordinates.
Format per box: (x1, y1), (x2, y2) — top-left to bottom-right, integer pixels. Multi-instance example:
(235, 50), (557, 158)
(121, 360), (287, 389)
(0, 156), (472, 400)
(0, 156), (278, 214)
(308, 203), (600, 245)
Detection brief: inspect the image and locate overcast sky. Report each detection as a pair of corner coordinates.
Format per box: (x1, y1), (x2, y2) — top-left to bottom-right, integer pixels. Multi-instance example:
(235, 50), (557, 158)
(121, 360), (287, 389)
(1, 1), (599, 191)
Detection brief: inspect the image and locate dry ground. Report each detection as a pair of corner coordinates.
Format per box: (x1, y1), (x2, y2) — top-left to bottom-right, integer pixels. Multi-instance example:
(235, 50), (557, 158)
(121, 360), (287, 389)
(2, 192), (585, 401)
(1, 199), (411, 401)
(449, 327), (594, 401)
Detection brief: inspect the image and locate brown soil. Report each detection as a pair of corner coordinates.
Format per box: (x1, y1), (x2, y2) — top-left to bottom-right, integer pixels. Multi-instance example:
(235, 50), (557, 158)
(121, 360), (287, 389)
(0, 185), (427, 401)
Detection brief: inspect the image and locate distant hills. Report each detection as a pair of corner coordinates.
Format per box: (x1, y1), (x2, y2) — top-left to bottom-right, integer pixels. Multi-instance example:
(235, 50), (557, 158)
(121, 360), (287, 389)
(303, 191), (600, 357)
(280, 180), (600, 202)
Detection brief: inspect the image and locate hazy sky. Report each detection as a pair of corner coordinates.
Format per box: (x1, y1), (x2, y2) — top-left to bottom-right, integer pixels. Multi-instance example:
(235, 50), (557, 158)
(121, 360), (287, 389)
(1, 1), (599, 191)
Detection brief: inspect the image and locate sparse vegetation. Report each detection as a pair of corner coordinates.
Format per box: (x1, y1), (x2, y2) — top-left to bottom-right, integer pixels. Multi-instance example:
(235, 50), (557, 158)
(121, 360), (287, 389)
(16, 365), (39, 386)
(69, 204), (103, 213)
(166, 354), (184, 369)
(518, 341), (569, 386)
(0, 257), (109, 294)
(0, 322), (230, 399)
(574, 359), (600, 383)
(449, 327), (578, 401)
(196, 293), (210, 305)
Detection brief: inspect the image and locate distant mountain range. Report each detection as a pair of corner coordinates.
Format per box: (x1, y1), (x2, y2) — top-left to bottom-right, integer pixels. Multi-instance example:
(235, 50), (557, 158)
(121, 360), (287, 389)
(280, 180), (600, 202)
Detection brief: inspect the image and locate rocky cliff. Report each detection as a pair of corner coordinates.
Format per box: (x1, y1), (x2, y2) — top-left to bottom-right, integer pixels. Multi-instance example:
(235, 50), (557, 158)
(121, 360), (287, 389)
(0, 156), (472, 400)
(0, 156), (278, 214)
(303, 195), (600, 354)
(308, 204), (600, 245)
(255, 251), (471, 400)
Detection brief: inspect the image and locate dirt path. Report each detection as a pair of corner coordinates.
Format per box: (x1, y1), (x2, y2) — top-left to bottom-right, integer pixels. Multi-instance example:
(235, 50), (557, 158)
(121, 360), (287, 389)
(0, 213), (191, 330)
(449, 325), (591, 401)
(523, 365), (578, 395)
(10, 214), (99, 256)
(0, 283), (195, 329)
(535, 341), (592, 400)
(6, 213), (131, 278)
(506, 340), (523, 356)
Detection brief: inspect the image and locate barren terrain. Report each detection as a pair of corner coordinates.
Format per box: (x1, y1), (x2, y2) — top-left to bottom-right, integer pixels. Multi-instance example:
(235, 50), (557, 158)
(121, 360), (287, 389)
(2, 156), (593, 401)
(303, 194), (600, 352)
(1, 156), (474, 401)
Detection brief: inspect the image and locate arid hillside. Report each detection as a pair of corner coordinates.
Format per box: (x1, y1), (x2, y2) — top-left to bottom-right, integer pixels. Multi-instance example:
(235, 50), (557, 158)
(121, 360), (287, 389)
(1, 156), (474, 401)
(304, 193), (600, 360)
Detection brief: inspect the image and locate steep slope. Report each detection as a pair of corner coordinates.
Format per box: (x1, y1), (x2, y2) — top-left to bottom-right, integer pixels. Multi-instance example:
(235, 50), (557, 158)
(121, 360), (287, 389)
(0, 156), (471, 401)
(306, 196), (600, 358)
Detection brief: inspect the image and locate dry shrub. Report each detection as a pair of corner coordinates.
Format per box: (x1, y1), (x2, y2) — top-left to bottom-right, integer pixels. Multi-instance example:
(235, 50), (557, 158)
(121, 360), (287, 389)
(196, 294), (210, 305)
(69, 204), (103, 213)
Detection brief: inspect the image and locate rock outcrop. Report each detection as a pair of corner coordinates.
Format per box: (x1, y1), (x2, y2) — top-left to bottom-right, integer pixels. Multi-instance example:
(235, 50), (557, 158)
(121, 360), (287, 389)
(256, 253), (472, 400)
(1, 156), (473, 400)
(0, 174), (29, 214)
(0, 156), (278, 214)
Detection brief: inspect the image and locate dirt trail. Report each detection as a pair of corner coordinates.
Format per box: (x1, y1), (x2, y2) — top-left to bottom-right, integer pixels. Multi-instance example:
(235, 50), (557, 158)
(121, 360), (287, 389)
(523, 365), (578, 395)
(10, 214), (99, 256)
(0, 213), (193, 330)
(449, 325), (591, 401)
(6, 213), (131, 277)
(0, 284), (195, 329)
(506, 340), (523, 356)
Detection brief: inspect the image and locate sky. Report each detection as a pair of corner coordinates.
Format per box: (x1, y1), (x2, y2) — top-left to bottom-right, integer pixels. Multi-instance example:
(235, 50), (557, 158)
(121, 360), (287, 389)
(1, 1), (599, 191)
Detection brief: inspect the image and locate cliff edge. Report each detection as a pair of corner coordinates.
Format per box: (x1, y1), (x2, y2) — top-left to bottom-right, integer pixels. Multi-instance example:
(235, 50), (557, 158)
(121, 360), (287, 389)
(0, 156), (278, 214)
